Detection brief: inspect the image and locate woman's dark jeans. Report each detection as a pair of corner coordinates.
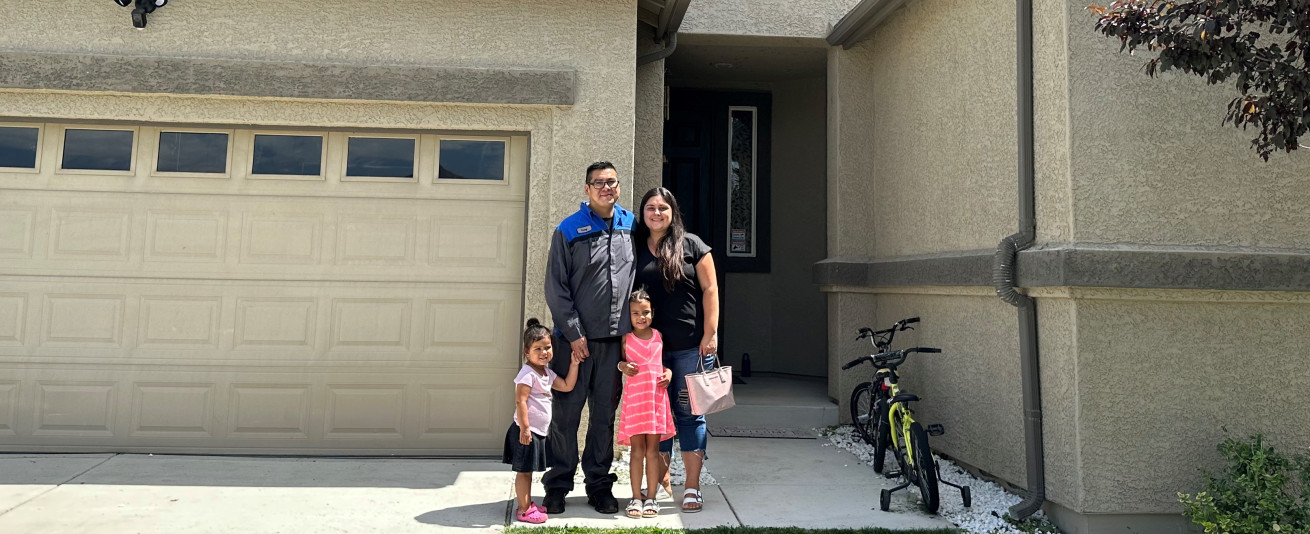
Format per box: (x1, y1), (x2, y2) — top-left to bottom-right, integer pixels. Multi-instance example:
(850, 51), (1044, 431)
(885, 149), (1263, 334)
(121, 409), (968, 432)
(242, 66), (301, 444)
(659, 347), (714, 455)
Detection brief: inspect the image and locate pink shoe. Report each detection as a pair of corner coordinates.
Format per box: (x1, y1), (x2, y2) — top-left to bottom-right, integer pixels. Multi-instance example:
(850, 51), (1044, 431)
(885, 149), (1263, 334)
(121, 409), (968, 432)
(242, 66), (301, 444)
(517, 506), (548, 524)
(530, 502), (548, 514)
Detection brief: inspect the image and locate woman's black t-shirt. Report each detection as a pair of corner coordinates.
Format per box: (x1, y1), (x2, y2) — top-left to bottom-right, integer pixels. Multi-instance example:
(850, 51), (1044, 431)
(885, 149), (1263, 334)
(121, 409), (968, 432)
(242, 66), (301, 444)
(634, 233), (712, 352)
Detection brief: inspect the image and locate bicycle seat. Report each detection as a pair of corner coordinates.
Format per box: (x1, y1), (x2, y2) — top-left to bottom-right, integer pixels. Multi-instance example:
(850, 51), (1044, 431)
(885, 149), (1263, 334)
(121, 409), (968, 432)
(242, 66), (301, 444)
(890, 393), (920, 404)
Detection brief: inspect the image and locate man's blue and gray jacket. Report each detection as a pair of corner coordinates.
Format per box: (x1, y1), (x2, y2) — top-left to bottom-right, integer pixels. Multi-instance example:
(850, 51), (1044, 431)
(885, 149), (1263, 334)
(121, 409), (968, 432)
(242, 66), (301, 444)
(545, 202), (637, 342)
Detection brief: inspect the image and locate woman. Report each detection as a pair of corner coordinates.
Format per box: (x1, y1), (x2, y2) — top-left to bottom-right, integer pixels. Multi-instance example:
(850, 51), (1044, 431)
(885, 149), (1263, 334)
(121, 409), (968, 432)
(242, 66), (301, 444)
(627, 186), (719, 513)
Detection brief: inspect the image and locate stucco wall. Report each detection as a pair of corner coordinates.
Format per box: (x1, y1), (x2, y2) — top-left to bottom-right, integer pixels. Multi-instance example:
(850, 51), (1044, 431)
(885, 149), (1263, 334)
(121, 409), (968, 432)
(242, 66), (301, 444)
(1036, 288), (1310, 515)
(832, 289), (1029, 486)
(681, 0), (863, 39)
(633, 57), (665, 197)
(769, 77), (829, 377)
(1063, 0), (1310, 248)
(826, 44), (878, 257)
(824, 0), (1310, 528)
(0, 0), (639, 324)
(861, 0), (1017, 257)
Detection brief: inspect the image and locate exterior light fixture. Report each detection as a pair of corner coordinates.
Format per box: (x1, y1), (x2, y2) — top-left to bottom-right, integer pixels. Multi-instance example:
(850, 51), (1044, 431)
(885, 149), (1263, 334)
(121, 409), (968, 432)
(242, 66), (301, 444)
(113, 0), (168, 29)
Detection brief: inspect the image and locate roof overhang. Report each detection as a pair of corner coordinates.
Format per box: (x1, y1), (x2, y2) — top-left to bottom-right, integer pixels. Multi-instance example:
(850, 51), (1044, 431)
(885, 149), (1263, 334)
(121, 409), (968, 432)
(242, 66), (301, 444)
(638, 0), (692, 43)
(826, 0), (910, 49)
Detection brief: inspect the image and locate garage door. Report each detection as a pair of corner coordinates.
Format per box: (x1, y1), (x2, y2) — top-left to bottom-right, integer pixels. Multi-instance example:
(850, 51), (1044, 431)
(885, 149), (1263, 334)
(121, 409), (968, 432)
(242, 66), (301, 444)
(0, 122), (528, 455)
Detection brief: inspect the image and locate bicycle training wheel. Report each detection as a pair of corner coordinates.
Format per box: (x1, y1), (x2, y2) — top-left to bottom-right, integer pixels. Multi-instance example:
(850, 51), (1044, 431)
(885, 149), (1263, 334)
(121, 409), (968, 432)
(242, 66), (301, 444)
(849, 382), (875, 444)
(909, 422), (940, 514)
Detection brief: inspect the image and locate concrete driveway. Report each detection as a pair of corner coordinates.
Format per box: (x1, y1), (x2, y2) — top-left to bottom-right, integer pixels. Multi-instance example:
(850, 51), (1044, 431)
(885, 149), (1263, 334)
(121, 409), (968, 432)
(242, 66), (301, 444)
(0, 437), (954, 533)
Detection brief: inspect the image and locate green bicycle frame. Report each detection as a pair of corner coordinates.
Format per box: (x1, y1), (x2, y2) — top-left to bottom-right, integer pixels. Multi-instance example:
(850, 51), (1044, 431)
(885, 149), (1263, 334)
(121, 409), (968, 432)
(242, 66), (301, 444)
(883, 376), (921, 470)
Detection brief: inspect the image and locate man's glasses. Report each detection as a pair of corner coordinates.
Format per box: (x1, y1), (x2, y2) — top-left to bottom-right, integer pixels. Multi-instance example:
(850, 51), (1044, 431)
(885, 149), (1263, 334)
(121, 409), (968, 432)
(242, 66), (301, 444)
(588, 180), (620, 190)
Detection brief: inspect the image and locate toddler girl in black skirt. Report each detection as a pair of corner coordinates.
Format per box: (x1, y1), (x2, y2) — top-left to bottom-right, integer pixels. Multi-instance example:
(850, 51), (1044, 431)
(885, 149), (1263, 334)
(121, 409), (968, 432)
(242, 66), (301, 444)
(504, 318), (580, 523)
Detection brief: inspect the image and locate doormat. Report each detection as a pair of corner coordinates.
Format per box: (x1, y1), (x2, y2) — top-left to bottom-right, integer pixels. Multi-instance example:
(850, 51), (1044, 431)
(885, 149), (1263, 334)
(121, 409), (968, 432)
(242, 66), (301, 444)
(707, 425), (817, 439)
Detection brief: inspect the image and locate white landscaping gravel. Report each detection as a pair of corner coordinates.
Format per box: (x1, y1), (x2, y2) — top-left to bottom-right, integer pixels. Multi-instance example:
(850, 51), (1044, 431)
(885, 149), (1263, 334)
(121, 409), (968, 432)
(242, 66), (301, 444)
(825, 426), (1059, 534)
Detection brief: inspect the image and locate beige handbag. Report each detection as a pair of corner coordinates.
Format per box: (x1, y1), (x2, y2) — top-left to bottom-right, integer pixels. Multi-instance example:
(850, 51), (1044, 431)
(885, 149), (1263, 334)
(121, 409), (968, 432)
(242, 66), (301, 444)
(686, 354), (735, 415)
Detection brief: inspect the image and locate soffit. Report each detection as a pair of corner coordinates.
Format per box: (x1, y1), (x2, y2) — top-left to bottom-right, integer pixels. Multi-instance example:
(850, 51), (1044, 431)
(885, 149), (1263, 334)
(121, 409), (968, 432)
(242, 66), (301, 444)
(638, 0), (691, 42)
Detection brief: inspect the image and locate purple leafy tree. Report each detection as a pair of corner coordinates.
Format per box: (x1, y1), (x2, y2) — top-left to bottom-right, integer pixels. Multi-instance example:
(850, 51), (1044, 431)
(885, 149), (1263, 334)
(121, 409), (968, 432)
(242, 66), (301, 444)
(1089, 1), (1310, 160)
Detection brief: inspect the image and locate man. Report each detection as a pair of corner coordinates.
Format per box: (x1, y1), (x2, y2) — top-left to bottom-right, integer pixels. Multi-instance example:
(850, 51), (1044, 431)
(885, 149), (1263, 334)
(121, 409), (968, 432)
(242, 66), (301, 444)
(542, 161), (636, 515)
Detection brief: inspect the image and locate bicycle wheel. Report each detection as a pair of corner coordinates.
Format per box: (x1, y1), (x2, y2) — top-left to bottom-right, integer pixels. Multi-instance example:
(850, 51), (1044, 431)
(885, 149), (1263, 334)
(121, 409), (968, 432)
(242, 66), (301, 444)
(909, 422), (940, 514)
(849, 382), (875, 444)
(872, 403), (890, 473)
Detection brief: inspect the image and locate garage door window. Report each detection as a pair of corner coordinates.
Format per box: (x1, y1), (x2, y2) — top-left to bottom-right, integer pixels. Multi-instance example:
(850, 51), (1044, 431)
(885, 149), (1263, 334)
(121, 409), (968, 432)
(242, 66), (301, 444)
(345, 136), (417, 180)
(251, 134), (324, 179)
(157, 131), (230, 175)
(437, 139), (506, 181)
(0, 125), (39, 170)
(61, 128), (135, 172)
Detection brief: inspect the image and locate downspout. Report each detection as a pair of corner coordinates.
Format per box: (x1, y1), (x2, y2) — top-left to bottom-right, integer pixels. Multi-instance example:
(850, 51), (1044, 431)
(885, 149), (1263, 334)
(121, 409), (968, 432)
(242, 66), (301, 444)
(638, 32), (677, 66)
(993, 0), (1044, 520)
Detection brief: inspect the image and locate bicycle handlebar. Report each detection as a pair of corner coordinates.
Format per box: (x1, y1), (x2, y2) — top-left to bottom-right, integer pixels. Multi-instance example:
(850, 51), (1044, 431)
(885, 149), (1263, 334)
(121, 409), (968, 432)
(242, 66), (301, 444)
(844, 346), (942, 371)
(840, 356), (869, 370)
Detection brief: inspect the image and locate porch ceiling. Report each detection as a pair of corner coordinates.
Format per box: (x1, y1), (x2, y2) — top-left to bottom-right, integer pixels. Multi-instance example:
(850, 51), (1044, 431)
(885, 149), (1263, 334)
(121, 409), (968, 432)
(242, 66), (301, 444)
(666, 35), (826, 84)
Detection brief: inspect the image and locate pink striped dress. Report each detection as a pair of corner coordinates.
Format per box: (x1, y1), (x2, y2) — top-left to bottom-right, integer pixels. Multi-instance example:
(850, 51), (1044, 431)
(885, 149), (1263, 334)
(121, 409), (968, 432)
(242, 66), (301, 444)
(617, 329), (675, 445)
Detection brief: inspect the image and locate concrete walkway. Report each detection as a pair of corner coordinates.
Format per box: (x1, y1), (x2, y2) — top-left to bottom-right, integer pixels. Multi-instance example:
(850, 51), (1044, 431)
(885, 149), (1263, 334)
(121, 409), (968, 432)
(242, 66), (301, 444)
(0, 437), (953, 533)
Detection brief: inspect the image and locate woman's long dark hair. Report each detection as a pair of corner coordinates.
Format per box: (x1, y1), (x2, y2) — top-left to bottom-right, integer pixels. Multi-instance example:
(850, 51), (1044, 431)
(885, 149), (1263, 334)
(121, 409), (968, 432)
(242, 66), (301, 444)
(634, 187), (687, 292)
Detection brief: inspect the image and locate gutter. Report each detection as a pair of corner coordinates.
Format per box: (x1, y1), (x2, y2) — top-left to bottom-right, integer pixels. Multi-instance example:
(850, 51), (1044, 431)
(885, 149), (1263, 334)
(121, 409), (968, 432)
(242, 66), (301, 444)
(638, 32), (678, 66)
(826, 0), (910, 49)
(638, 0), (688, 66)
(992, 0), (1045, 519)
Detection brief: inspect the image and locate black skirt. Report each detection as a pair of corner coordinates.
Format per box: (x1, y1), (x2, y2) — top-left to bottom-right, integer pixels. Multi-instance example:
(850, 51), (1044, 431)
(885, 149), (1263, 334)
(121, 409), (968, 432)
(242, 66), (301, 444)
(502, 423), (548, 473)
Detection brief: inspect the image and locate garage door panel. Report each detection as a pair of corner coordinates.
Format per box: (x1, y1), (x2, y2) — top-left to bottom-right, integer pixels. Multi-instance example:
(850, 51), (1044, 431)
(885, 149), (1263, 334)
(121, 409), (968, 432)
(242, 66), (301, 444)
(324, 385), (407, 440)
(49, 209), (134, 261)
(42, 294), (128, 348)
(2, 191), (525, 284)
(130, 383), (216, 438)
(0, 370), (511, 453)
(145, 210), (229, 262)
(336, 215), (417, 265)
(0, 294), (27, 346)
(328, 298), (412, 352)
(2, 279), (521, 370)
(234, 297), (319, 352)
(0, 207), (36, 257)
(33, 381), (118, 437)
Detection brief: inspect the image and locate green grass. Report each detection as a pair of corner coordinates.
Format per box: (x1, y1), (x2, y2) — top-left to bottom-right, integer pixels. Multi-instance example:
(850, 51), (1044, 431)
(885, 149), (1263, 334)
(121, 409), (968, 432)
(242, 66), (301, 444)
(506, 527), (959, 534)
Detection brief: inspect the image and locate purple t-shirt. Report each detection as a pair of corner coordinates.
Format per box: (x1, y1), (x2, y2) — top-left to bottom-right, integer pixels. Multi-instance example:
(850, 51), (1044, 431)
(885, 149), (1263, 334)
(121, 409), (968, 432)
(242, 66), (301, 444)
(512, 365), (557, 436)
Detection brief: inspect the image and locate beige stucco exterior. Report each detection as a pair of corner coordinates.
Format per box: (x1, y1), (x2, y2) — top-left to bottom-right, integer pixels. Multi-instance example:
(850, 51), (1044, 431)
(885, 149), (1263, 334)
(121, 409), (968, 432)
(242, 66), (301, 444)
(0, 0), (639, 454)
(825, 0), (1310, 531)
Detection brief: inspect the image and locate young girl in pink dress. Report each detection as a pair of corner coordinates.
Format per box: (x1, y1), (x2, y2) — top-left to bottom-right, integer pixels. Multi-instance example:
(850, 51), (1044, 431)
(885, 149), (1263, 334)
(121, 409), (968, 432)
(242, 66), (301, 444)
(617, 289), (675, 518)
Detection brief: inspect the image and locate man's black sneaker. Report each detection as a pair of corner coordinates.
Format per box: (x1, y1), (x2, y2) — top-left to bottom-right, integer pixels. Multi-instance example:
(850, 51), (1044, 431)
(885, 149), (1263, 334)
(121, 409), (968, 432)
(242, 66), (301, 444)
(586, 490), (619, 514)
(542, 490), (566, 514)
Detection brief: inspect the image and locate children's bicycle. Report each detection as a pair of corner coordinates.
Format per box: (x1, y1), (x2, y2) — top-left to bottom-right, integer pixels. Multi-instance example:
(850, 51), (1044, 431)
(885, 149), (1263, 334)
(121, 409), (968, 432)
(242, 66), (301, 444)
(846, 317), (918, 471)
(842, 343), (970, 514)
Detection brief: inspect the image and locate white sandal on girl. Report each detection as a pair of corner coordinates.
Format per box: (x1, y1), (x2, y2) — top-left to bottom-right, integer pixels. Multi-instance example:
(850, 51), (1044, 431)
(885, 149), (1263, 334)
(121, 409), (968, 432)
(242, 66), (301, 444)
(642, 499), (659, 517)
(681, 488), (704, 513)
(625, 499), (643, 518)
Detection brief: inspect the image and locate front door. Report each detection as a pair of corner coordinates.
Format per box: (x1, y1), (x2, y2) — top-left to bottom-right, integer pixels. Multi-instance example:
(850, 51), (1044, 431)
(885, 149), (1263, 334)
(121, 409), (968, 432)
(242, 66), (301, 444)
(663, 89), (772, 359)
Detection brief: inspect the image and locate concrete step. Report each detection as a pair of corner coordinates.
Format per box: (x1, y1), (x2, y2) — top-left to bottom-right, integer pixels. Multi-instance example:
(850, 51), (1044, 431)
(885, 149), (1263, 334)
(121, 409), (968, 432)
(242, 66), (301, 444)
(704, 374), (839, 433)
(708, 402), (839, 430)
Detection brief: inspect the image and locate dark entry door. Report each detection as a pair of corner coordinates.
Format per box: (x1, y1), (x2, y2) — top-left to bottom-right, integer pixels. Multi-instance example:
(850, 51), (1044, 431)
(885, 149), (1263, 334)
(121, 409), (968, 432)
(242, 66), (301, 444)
(662, 89), (772, 356)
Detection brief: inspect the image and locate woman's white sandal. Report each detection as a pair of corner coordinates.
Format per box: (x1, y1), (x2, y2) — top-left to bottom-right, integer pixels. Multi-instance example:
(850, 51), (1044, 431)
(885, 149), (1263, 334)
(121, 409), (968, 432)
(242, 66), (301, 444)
(625, 499), (643, 518)
(642, 499), (659, 517)
(681, 488), (704, 513)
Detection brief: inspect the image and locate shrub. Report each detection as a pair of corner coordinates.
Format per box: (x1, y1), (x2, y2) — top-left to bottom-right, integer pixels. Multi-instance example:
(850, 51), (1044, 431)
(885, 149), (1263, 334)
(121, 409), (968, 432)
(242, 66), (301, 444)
(1179, 434), (1310, 534)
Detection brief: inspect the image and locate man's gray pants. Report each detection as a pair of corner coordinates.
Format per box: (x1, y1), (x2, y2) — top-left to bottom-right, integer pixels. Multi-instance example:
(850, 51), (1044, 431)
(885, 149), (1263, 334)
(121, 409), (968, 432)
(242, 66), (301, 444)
(542, 334), (623, 496)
